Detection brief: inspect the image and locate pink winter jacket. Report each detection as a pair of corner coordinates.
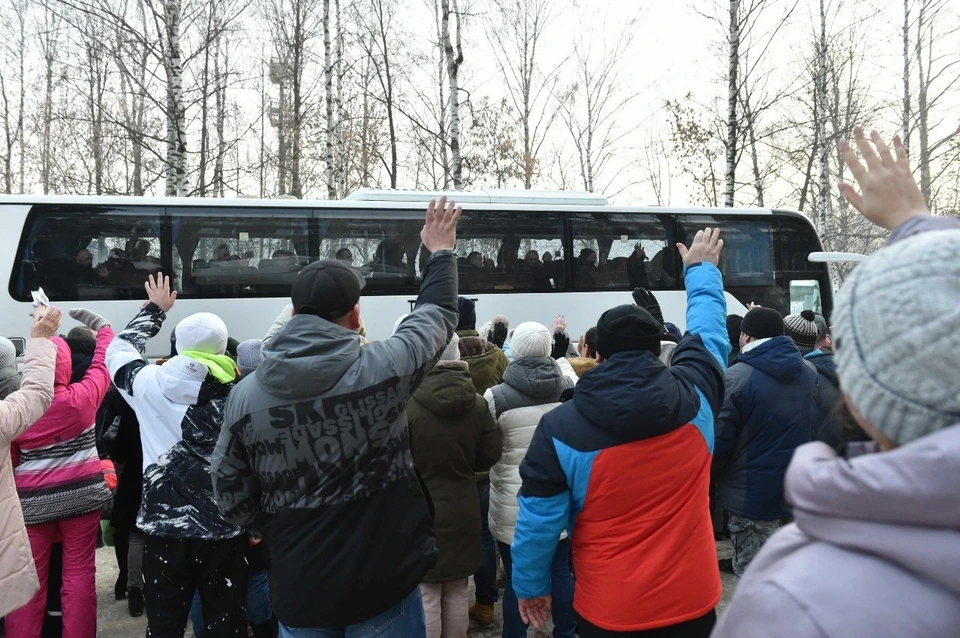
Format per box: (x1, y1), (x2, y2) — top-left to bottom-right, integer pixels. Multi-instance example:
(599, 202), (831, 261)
(0, 338), (56, 618)
(13, 326), (114, 525)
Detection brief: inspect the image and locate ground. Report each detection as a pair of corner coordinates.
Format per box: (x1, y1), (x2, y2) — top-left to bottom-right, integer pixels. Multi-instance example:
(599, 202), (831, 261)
(96, 542), (738, 637)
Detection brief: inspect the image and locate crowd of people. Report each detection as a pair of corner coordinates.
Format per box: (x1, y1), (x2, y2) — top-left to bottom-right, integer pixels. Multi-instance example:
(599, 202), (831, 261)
(0, 129), (957, 638)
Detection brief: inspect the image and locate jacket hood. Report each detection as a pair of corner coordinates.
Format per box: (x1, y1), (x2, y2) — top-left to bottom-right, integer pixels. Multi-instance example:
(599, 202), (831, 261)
(806, 350), (838, 386)
(413, 362), (477, 417)
(738, 336), (805, 381)
(503, 357), (567, 400)
(258, 313), (361, 399)
(156, 354), (215, 405)
(50, 336), (73, 388)
(573, 350), (690, 435)
(458, 336), (493, 359)
(786, 427), (960, 598)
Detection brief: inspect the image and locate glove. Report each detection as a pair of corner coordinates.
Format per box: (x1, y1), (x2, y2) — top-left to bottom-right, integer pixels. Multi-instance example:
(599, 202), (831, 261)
(69, 308), (110, 331)
(632, 288), (665, 327)
(551, 332), (570, 360)
(490, 317), (509, 349)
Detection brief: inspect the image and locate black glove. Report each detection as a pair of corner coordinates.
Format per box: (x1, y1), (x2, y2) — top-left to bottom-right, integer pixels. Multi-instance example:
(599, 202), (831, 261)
(551, 332), (570, 360)
(632, 287), (665, 327)
(490, 322), (508, 349)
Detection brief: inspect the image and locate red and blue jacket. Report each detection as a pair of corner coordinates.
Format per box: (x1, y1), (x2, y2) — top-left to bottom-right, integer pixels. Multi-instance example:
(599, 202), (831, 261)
(512, 262), (729, 632)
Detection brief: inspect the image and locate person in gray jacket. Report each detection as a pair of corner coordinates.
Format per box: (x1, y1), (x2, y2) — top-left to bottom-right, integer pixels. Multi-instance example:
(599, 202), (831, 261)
(211, 198), (462, 638)
(714, 130), (960, 637)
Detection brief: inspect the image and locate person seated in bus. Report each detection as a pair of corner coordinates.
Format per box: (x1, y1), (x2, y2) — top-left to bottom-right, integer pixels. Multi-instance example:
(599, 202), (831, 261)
(75, 249), (94, 269)
(212, 244), (232, 263)
(628, 244), (651, 290)
(576, 248), (601, 289)
(336, 247), (354, 265)
(269, 250), (299, 273)
(367, 239), (407, 274)
(466, 251), (484, 271)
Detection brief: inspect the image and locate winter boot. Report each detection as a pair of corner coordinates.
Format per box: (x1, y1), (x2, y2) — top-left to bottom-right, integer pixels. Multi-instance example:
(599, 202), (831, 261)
(128, 588), (144, 618)
(469, 603), (495, 626)
(115, 575), (127, 600)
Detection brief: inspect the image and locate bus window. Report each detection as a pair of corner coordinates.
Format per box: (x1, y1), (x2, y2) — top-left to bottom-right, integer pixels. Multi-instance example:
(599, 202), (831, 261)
(678, 216), (786, 312)
(455, 211), (565, 293)
(171, 209), (311, 298)
(12, 205), (162, 301)
(790, 280), (823, 315)
(570, 213), (675, 291)
(778, 214), (825, 272)
(317, 215), (423, 295)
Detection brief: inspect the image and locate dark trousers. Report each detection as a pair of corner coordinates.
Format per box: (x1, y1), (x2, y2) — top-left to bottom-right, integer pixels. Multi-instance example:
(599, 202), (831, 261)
(473, 477), (498, 605)
(143, 535), (248, 638)
(114, 527), (129, 589)
(578, 611), (716, 638)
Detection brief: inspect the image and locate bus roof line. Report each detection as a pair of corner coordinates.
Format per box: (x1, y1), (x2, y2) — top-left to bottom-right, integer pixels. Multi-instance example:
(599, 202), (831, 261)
(0, 194), (777, 216)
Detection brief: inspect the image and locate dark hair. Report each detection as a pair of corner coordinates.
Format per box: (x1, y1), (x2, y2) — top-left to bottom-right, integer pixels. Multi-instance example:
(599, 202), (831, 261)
(584, 326), (598, 358)
(336, 247), (352, 259)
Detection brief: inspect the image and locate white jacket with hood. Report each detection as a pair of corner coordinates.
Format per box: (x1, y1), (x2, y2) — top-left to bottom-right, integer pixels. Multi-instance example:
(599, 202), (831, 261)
(484, 356), (573, 544)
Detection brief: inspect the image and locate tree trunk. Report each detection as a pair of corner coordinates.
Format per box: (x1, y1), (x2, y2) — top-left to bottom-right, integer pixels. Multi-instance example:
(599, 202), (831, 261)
(814, 0), (833, 248)
(164, 0), (188, 197)
(375, 0), (398, 188)
(724, 0), (739, 208)
(198, 22), (212, 197)
(214, 40), (227, 198)
(902, 0), (911, 154)
(915, 0), (931, 202)
(324, 0), (335, 198)
(335, 0), (346, 196)
(440, 0), (464, 190)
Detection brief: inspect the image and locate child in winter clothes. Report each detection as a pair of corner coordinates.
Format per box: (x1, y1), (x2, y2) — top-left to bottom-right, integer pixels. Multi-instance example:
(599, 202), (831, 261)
(6, 309), (114, 638)
(714, 131), (960, 638)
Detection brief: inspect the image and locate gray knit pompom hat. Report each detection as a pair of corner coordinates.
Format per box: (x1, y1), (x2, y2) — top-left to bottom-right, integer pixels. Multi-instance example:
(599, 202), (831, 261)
(833, 229), (960, 445)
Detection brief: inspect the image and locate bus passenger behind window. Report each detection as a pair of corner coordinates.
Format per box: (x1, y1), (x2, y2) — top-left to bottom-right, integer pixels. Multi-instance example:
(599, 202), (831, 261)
(336, 248), (353, 265)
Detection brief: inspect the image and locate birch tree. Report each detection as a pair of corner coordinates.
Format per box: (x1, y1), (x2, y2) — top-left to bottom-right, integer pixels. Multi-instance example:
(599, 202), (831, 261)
(439, 0), (463, 189)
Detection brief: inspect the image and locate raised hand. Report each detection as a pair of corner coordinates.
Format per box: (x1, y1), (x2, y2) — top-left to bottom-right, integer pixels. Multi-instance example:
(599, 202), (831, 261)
(31, 306), (63, 339)
(69, 308), (110, 331)
(677, 227), (723, 268)
(838, 128), (928, 231)
(144, 273), (177, 313)
(420, 196), (462, 253)
(553, 315), (567, 334)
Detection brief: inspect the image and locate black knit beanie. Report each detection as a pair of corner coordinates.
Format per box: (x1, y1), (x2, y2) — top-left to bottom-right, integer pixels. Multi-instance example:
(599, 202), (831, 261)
(740, 307), (784, 339)
(596, 305), (663, 358)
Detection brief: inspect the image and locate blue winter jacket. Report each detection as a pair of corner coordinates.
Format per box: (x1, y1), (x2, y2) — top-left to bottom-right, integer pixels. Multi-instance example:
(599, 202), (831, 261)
(712, 336), (817, 520)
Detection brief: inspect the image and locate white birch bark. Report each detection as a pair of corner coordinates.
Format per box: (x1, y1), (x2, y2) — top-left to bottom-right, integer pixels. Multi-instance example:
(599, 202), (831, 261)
(324, 0), (335, 198)
(440, 0), (464, 190)
(164, 0), (188, 197)
(724, 0), (739, 208)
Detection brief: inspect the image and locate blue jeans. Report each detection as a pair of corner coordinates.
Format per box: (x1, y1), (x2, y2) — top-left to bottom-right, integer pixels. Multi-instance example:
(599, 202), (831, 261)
(191, 569), (273, 635)
(474, 477), (499, 605)
(499, 539), (576, 638)
(279, 587), (426, 637)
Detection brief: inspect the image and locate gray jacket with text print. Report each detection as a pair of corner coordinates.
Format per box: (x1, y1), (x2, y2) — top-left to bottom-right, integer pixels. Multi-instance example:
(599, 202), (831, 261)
(211, 250), (458, 629)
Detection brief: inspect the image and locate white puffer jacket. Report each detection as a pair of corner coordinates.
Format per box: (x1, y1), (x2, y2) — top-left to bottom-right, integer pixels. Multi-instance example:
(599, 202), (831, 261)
(484, 357), (573, 545)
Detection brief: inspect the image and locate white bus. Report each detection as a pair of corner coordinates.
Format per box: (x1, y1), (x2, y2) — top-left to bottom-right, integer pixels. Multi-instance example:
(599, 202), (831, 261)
(0, 190), (832, 358)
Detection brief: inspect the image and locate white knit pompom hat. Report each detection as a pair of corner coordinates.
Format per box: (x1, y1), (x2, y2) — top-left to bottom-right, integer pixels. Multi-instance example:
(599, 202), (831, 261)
(510, 322), (552, 359)
(833, 229), (960, 445)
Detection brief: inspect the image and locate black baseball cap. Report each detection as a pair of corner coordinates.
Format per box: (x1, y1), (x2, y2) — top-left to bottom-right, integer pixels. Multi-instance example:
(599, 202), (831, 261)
(291, 259), (366, 321)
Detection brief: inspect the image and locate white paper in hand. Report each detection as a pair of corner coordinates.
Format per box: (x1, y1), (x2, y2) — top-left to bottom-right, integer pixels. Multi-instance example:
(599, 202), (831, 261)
(31, 288), (49, 308)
